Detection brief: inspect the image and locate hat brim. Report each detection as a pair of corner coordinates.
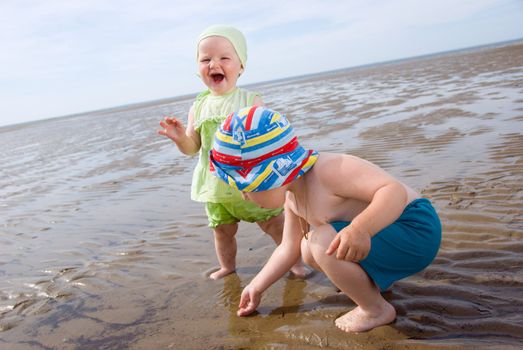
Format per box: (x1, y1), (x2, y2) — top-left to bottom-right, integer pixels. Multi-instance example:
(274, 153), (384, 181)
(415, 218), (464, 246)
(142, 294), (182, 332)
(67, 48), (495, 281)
(210, 146), (318, 192)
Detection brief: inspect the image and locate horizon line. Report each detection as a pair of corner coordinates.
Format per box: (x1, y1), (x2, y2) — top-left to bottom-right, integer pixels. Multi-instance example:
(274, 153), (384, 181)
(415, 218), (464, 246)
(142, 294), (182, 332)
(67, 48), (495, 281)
(2, 37), (522, 130)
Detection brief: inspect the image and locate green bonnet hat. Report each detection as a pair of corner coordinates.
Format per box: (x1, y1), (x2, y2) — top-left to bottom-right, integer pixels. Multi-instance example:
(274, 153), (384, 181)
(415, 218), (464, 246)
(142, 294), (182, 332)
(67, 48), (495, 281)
(197, 25), (248, 68)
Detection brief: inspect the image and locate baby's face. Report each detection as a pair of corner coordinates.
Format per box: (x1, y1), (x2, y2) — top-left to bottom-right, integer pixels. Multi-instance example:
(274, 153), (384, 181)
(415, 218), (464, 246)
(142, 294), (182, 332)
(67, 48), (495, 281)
(197, 36), (243, 96)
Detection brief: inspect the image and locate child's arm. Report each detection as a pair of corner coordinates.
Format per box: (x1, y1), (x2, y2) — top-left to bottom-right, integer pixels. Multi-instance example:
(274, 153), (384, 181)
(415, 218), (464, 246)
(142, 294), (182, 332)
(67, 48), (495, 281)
(324, 155), (408, 262)
(158, 106), (201, 155)
(237, 198), (303, 316)
(253, 95), (264, 107)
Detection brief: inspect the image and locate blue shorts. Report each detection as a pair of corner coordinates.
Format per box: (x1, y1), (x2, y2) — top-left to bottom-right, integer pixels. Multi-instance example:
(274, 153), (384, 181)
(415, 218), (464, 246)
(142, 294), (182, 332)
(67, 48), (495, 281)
(331, 198), (441, 291)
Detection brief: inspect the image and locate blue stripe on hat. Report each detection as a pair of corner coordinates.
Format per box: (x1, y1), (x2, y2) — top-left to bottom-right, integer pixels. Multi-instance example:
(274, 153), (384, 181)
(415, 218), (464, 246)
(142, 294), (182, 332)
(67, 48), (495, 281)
(241, 126), (294, 153)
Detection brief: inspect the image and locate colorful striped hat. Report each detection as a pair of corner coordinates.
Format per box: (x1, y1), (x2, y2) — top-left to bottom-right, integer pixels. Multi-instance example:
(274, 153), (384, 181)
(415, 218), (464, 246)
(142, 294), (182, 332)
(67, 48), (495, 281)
(210, 106), (318, 192)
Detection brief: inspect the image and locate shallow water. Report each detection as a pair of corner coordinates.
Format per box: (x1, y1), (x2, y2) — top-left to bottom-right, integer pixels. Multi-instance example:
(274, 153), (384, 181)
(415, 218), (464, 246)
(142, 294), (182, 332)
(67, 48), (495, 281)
(1, 42), (522, 349)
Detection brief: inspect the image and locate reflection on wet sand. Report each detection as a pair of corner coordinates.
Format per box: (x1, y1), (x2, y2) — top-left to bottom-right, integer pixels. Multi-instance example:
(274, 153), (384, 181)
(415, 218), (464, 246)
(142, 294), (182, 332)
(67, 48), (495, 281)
(1, 41), (522, 349)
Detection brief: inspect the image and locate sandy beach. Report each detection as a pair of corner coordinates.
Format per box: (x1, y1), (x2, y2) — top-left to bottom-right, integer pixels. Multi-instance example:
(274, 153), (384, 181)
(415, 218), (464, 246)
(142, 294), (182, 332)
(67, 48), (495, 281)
(1, 41), (522, 349)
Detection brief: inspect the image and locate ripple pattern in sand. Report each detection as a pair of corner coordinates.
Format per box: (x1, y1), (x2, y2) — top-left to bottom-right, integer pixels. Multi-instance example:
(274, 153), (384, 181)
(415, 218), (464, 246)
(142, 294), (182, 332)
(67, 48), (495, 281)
(1, 42), (522, 349)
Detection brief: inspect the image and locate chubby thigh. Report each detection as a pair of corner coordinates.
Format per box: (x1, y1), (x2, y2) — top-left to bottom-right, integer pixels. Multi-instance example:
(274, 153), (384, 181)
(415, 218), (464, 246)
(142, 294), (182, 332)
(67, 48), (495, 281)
(300, 224), (339, 273)
(330, 198), (441, 291)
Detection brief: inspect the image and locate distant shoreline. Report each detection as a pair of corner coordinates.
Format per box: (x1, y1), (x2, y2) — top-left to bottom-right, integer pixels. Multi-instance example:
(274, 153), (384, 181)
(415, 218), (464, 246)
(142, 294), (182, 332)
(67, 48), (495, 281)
(246, 37), (523, 89)
(2, 37), (522, 131)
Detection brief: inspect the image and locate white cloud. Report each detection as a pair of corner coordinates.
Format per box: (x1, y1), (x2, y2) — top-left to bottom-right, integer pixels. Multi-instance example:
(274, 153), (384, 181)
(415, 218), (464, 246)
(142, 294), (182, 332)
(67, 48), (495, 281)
(0, 0), (522, 126)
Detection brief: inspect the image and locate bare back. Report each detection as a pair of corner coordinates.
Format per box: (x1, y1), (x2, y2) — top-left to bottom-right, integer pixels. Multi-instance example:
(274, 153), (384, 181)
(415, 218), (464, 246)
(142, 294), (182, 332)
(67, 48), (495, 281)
(287, 153), (420, 228)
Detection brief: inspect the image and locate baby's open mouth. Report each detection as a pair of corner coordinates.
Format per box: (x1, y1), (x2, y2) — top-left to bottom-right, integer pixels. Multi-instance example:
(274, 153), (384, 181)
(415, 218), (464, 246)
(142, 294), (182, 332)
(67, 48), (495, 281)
(211, 73), (224, 83)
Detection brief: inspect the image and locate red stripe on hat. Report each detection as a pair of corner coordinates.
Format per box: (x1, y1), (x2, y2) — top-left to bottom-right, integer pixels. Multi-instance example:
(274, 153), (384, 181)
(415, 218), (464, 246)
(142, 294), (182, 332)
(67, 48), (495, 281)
(213, 137), (299, 168)
(244, 106), (257, 131)
(222, 113), (234, 132)
(282, 150), (314, 186)
(237, 167), (253, 178)
(211, 149), (242, 164)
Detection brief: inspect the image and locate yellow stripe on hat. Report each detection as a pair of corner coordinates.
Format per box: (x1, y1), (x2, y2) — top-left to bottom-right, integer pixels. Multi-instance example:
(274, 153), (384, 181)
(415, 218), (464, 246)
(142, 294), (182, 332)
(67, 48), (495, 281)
(303, 153), (318, 168)
(270, 112), (281, 123)
(242, 160), (275, 192)
(215, 130), (235, 144)
(245, 123), (290, 147)
(227, 176), (239, 190)
(238, 107), (250, 118)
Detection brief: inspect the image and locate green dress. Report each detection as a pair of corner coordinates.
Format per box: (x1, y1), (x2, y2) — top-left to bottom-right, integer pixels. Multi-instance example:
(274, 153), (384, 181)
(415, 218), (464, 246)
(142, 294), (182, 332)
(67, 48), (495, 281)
(190, 88), (258, 203)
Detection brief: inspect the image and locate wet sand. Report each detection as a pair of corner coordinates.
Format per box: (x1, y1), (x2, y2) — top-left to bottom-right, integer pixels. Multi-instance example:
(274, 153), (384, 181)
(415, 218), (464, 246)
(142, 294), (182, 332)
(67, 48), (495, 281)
(1, 41), (522, 349)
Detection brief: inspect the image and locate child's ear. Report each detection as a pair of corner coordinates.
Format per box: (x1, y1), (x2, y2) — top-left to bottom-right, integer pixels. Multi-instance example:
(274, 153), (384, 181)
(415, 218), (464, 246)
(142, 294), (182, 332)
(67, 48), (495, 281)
(239, 67), (244, 76)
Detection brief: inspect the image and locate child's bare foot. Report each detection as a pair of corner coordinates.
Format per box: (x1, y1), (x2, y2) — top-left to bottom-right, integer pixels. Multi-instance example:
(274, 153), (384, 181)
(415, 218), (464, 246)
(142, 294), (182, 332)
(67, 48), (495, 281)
(335, 302), (396, 333)
(290, 262), (312, 279)
(209, 267), (235, 280)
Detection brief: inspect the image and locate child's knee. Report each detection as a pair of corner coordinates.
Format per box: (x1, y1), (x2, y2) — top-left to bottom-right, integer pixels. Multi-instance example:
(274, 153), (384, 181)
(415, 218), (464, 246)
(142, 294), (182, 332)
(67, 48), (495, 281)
(213, 223), (238, 238)
(308, 225), (337, 263)
(258, 213), (283, 234)
(301, 237), (314, 265)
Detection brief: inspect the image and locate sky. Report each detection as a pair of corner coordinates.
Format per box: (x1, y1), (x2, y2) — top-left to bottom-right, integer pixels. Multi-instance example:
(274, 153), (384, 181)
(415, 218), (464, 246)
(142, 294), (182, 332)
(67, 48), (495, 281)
(1, 0), (523, 127)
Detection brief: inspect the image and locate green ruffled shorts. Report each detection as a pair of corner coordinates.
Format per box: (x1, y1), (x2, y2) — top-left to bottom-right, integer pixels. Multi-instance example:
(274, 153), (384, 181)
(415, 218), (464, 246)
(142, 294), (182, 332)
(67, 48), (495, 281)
(205, 200), (283, 228)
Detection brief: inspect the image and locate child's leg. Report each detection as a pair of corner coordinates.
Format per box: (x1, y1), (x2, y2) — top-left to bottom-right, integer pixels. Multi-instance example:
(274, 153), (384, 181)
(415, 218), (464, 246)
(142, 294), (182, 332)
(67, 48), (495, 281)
(256, 213), (311, 278)
(210, 222), (238, 280)
(300, 238), (323, 273)
(303, 225), (396, 332)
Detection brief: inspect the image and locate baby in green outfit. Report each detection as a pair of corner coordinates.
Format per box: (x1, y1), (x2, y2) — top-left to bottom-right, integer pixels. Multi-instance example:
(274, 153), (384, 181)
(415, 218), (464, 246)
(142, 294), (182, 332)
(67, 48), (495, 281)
(158, 25), (308, 279)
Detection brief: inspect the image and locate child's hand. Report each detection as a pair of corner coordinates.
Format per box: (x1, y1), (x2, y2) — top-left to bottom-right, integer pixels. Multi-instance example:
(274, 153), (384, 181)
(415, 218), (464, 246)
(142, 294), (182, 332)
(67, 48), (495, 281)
(237, 284), (261, 316)
(158, 117), (185, 142)
(325, 226), (371, 262)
